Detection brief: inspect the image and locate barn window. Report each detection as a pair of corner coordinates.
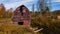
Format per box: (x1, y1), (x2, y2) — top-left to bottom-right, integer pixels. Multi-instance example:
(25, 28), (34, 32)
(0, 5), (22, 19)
(18, 22), (23, 25)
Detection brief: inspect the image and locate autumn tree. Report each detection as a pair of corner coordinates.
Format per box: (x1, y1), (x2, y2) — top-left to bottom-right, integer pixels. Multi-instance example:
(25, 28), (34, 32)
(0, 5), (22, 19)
(0, 3), (5, 18)
(7, 8), (13, 18)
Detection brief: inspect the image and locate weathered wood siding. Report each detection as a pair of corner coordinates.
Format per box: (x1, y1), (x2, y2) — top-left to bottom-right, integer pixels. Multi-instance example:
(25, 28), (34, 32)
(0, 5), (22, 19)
(12, 5), (30, 25)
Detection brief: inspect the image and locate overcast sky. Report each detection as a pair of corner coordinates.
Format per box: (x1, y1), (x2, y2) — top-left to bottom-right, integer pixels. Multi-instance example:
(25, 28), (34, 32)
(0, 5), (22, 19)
(0, 0), (60, 11)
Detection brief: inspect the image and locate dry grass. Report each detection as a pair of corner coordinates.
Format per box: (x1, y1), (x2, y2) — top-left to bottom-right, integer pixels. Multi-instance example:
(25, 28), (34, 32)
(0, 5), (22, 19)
(0, 18), (36, 34)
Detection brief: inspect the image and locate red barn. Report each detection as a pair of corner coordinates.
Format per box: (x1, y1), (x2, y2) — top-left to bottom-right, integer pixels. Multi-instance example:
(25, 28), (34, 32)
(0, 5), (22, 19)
(12, 5), (30, 26)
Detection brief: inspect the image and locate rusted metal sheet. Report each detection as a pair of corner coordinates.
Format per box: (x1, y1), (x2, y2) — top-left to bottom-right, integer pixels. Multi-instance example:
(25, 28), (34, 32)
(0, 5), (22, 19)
(12, 5), (30, 25)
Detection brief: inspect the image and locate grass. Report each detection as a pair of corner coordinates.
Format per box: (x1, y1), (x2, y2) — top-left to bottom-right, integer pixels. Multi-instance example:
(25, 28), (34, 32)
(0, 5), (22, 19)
(0, 18), (36, 34)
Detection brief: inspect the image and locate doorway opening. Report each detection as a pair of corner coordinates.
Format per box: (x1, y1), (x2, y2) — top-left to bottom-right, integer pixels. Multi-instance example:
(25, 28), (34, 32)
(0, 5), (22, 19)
(18, 22), (23, 25)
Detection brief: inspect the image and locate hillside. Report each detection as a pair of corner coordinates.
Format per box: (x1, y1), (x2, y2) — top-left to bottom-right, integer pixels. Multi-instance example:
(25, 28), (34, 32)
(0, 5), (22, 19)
(53, 10), (60, 15)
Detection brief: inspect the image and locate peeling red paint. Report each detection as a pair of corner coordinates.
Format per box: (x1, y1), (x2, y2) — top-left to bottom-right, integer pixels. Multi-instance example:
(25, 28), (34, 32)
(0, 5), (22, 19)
(12, 5), (30, 25)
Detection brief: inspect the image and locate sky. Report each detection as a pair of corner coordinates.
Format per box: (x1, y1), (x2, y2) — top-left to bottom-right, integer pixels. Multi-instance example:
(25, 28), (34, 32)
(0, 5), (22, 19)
(0, 0), (60, 11)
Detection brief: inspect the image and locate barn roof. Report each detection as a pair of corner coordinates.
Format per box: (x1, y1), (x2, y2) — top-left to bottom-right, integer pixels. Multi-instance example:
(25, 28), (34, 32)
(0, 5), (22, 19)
(12, 5), (30, 21)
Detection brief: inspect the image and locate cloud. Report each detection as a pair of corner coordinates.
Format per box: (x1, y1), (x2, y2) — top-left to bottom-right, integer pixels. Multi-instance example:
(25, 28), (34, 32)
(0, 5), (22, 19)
(0, 0), (60, 11)
(52, 0), (60, 2)
(3, 0), (34, 10)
